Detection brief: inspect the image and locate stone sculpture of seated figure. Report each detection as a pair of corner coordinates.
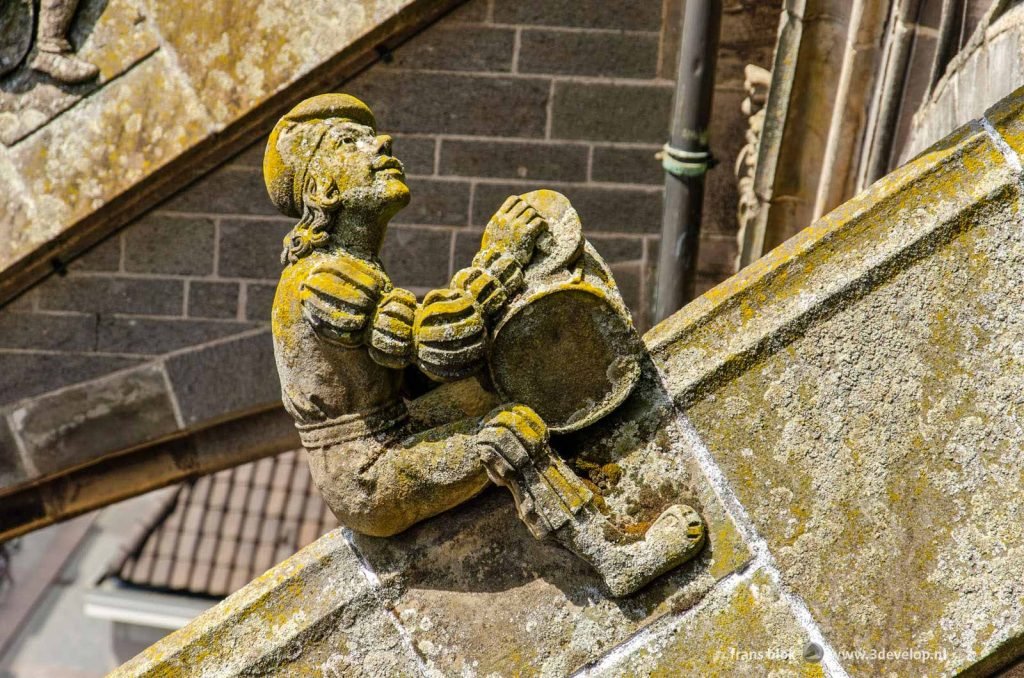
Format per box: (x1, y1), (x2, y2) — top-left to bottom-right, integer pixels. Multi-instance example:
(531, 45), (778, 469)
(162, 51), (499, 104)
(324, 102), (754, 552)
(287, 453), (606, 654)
(265, 94), (705, 597)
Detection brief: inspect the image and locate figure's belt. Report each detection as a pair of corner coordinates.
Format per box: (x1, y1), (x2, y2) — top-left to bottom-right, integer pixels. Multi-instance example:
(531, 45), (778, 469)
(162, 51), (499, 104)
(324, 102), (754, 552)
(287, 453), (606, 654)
(296, 400), (408, 448)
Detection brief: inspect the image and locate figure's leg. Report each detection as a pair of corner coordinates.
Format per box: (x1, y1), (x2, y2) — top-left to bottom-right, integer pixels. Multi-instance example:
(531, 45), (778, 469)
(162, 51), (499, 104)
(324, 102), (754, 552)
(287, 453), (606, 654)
(306, 418), (491, 538)
(32, 0), (98, 83)
(476, 405), (705, 597)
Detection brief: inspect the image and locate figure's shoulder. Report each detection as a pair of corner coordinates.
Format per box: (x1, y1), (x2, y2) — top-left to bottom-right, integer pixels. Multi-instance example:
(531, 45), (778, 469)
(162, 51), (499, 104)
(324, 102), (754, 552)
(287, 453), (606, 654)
(276, 251), (392, 347)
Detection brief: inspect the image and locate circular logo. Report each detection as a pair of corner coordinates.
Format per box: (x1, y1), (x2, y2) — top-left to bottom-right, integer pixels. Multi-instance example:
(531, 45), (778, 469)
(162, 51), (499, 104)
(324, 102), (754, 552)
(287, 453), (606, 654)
(803, 642), (824, 663)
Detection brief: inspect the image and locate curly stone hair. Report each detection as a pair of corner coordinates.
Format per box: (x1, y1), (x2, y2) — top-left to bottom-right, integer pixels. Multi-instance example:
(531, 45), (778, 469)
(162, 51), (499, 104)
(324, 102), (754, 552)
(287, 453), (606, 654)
(280, 172), (343, 265)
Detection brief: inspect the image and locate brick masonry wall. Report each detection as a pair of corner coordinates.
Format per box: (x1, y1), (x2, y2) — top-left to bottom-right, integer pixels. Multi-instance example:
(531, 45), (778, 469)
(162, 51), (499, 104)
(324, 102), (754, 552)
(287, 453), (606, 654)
(0, 0), (779, 408)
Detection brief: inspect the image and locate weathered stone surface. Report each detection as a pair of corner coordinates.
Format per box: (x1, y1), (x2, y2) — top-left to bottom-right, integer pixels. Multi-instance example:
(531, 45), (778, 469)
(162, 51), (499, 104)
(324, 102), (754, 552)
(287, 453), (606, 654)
(10, 50), (211, 241)
(350, 70), (549, 137)
(68, 234), (122, 271)
(0, 0), (33, 79)
(96, 316), (257, 355)
(0, 0), (159, 145)
(590, 571), (821, 677)
(123, 214), (215, 275)
(7, 362), (178, 479)
(164, 330), (279, 426)
(0, 352), (144, 406)
(110, 530), (424, 677)
(161, 166), (278, 216)
(0, 153), (36, 265)
(380, 224), (454, 288)
(147, 0), (420, 124)
(652, 110), (1024, 675)
(0, 415), (27, 488)
(493, 0), (663, 31)
(243, 282), (276, 322)
(391, 177), (470, 225)
(187, 281), (240, 319)
(591, 145), (663, 185)
(392, 23), (514, 72)
(38, 275), (184, 315)
(217, 218), (291, 279)
(0, 310), (96, 351)
(551, 81), (673, 143)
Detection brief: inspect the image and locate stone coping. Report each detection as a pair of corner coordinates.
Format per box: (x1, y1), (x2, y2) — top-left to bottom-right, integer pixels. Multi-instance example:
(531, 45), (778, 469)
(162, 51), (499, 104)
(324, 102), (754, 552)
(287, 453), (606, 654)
(0, 0), (461, 308)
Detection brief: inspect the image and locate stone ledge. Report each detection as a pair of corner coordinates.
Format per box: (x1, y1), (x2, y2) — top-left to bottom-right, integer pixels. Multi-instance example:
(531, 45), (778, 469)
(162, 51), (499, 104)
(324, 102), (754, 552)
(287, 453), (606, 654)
(0, 406), (298, 541)
(109, 530), (425, 677)
(0, 329), (288, 540)
(646, 116), (1015, 406)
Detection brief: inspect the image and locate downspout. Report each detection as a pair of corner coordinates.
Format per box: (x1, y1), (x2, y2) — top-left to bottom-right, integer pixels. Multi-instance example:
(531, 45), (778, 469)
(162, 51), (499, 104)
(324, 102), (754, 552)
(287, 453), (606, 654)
(654, 0), (723, 323)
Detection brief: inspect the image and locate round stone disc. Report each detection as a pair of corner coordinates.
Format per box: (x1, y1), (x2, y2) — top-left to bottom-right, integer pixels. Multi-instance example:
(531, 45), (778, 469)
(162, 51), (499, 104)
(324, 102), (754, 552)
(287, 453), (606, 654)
(0, 0), (33, 78)
(489, 285), (642, 433)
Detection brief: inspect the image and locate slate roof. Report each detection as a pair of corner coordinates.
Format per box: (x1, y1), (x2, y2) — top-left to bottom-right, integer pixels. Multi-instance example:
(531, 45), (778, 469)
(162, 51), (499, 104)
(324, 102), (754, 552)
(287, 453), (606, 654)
(106, 450), (336, 598)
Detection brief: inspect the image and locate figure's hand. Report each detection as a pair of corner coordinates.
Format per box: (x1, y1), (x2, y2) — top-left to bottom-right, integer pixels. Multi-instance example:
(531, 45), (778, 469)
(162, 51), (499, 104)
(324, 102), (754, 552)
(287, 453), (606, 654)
(300, 258), (387, 347)
(475, 404), (550, 478)
(414, 288), (487, 381)
(482, 196), (549, 266)
(368, 287), (417, 369)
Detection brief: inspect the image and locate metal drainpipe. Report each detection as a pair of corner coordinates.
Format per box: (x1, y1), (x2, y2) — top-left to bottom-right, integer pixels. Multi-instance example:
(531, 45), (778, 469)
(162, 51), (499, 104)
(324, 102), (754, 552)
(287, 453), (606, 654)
(654, 0), (723, 324)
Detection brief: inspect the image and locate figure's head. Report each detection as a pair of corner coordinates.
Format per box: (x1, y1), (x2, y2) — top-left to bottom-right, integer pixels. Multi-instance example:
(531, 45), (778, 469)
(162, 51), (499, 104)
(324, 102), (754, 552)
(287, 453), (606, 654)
(264, 94), (410, 263)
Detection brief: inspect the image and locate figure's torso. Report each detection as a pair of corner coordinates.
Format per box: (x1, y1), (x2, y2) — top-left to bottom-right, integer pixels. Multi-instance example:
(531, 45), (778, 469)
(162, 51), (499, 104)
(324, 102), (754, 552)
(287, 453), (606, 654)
(272, 252), (405, 446)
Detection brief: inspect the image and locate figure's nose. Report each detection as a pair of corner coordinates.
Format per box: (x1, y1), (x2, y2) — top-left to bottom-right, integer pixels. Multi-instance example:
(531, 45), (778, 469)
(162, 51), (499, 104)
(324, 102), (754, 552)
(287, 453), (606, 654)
(374, 134), (393, 156)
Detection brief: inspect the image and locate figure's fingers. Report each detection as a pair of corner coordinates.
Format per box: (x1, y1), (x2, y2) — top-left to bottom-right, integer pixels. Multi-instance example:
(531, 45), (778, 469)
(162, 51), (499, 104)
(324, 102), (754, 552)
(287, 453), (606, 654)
(511, 405), (548, 438)
(507, 198), (531, 220)
(515, 206), (538, 225)
(477, 428), (531, 468)
(496, 195), (519, 215)
(524, 216), (547, 239)
(486, 406), (548, 449)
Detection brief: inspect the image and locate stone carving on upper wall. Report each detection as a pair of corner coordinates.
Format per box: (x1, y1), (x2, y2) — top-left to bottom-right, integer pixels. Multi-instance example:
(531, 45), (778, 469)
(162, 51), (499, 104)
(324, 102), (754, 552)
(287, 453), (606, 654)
(0, 0), (158, 146)
(265, 94), (707, 597)
(734, 63), (771, 271)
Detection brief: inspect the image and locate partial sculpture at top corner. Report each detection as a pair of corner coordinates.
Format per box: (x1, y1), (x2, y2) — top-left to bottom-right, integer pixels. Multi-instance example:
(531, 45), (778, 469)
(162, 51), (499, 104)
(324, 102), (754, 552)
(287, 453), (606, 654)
(1, 0), (98, 83)
(264, 93), (706, 597)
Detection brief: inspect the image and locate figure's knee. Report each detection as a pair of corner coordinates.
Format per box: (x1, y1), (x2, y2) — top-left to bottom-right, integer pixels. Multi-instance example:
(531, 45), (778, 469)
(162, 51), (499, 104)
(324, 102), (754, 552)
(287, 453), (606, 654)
(305, 447), (413, 536)
(304, 438), (486, 538)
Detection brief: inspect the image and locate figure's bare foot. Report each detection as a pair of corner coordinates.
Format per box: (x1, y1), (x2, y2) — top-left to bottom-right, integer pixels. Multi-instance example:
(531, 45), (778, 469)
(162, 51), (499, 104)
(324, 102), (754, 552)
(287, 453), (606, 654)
(555, 502), (705, 597)
(31, 50), (98, 84)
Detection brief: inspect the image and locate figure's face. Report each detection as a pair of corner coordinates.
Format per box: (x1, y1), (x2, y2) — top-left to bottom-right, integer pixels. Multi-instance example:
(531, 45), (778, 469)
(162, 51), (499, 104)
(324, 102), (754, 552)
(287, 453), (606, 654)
(305, 119), (411, 217)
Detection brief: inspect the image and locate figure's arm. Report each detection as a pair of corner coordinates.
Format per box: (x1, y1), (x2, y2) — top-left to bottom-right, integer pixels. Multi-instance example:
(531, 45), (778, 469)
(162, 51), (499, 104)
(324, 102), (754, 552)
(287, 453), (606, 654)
(412, 196), (547, 381)
(299, 255), (418, 368)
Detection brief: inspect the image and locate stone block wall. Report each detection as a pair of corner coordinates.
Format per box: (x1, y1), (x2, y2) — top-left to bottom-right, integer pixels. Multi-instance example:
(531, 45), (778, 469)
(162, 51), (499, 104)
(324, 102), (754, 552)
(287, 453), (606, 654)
(0, 0), (777, 410)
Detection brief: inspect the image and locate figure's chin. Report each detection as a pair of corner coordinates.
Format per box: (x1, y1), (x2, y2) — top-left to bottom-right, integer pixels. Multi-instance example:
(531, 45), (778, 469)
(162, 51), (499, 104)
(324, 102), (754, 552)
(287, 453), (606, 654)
(384, 177), (411, 207)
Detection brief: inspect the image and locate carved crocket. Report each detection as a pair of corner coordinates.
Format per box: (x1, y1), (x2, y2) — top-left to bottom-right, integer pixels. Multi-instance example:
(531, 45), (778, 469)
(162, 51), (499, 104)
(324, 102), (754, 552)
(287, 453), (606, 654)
(265, 94), (705, 597)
